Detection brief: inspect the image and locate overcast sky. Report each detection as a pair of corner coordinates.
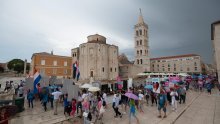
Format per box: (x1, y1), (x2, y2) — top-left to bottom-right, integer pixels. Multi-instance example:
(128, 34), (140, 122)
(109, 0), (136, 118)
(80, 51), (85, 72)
(0, 0), (220, 64)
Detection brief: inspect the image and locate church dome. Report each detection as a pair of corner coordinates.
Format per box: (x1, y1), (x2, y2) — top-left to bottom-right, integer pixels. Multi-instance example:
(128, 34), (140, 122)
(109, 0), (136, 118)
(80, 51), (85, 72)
(87, 34), (106, 44)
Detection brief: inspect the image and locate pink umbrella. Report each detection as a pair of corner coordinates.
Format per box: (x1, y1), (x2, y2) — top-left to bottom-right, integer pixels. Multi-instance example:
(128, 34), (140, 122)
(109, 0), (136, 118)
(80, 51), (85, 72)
(125, 92), (139, 100)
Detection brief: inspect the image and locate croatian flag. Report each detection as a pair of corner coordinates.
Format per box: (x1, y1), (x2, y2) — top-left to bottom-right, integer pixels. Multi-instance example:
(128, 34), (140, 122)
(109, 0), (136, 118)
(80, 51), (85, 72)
(33, 70), (41, 94)
(73, 61), (80, 81)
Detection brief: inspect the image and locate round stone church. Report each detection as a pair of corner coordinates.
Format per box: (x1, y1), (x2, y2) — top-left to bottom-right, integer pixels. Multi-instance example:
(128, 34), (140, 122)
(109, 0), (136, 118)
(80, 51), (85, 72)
(71, 34), (119, 83)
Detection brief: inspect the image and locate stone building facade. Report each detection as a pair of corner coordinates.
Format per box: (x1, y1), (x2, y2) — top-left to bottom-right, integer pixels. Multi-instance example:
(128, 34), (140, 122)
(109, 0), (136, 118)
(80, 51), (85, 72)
(150, 54), (202, 74)
(71, 34), (119, 82)
(211, 21), (220, 79)
(31, 52), (72, 78)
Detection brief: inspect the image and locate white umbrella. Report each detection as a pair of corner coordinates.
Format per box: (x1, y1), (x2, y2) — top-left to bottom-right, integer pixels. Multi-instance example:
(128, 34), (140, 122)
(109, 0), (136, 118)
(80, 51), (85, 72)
(80, 83), (92, 89)
(88, 86), (100, 92)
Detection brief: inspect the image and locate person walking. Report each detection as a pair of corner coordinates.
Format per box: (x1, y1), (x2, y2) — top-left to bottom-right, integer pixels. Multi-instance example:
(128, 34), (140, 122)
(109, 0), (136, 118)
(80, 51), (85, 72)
(82, 98), (90, 124)
(157, 88), (167, 118)
(18, 85), (24, 97)
(179, 86), (186, 104)
(27, 89), (34, 108)
(170, 88), (178, 111)
(96, 97), (106, 124)
(63, 94), (69, 115)
(49, 93), (54, 109)
(70, 98), (77, 117)
(145, 89), (150, 105)
(150, 90), (157, 106)
(52, 88), (62, 115)
(42, 93), (48, 111)
(129, 99), (140, 124)
(77, 92), (83, 117)
(102, 91), (107, 107)
(121, 90), (128, 114)
(112, 93), (122, 118)
(207, 82), (212, 95)
(138, 90), (144, 113)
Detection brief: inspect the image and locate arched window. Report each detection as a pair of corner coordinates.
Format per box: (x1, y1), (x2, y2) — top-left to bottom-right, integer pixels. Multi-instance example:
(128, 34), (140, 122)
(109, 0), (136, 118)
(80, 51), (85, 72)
(136, 30), (139, 36)
(137, 50), (139, 55)
(137, 59), (139, 64)
(140, 50), (142, 55)
(139, 30), (142, 35)
(140, 40), (142, 45)
(136, 40), (139, 46)
(140, 59), (143, 64)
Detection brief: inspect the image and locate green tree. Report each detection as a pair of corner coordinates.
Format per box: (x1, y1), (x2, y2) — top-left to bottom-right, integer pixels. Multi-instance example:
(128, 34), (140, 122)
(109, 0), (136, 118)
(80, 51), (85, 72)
(0, 66), (4, 73)
(7, 59), (24, 73)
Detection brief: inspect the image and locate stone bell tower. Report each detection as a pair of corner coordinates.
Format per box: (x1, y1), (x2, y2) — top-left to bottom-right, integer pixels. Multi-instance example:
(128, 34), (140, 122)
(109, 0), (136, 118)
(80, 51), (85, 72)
(134, 9), (150, 72)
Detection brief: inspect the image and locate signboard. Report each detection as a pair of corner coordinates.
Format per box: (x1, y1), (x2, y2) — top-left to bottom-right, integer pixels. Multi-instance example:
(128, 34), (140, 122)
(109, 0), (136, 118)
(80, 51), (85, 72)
(169, 77), (180, 83)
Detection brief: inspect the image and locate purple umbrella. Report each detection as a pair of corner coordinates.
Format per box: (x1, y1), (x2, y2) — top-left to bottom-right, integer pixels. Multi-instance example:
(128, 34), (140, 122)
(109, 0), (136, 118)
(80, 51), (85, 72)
(125, 92), (139, 100)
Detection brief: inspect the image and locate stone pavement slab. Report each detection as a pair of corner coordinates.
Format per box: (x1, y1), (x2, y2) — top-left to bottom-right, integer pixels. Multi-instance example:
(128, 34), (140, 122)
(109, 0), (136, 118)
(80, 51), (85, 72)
(174, 89), (220, 124)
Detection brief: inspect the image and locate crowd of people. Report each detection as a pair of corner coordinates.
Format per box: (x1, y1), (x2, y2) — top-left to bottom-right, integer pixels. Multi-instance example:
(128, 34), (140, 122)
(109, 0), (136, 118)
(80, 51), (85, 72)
(1, 75), (220, 124)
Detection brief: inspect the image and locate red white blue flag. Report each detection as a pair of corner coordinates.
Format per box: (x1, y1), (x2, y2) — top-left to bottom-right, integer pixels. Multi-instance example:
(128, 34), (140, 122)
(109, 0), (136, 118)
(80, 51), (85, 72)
(33, 69), (41, 94)
(73, 61), (80, 81)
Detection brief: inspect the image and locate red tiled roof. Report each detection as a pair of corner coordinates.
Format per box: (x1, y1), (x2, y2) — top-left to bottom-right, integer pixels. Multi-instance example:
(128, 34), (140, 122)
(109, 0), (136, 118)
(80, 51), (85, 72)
(150, 54), (199, 60)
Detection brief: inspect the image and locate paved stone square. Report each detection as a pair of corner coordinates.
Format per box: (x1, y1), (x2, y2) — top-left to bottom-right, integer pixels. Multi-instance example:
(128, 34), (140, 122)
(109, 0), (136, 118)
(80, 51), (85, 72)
(10, 89), (218, 124)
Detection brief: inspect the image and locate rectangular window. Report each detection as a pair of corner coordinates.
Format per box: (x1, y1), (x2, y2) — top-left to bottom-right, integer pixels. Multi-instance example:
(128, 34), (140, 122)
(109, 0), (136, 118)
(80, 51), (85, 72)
(180, 68), (183, 71)
(194, 62), (197, 66)
(102, 67), (104, 72)
(195, 67), (197, 71)
(53, 61), (57, 66)
(168, 68), (170, 71)
(41, 60), (45, 65)
(174, 68), (176, 71)
(187, 68), (190, 71)
(115, 68), (117, 72)
(64, 61), (67, 66)
(110, 68), (112, 72)
(52, 69), (57, 74)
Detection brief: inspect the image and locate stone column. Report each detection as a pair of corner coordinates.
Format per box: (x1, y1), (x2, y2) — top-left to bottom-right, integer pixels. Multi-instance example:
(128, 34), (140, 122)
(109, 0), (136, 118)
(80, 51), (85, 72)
(24, 59), (27, 76)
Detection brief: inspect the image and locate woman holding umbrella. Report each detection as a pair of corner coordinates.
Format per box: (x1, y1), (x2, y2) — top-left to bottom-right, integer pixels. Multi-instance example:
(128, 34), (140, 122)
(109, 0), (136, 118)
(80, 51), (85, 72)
(125, 92), (140, 124)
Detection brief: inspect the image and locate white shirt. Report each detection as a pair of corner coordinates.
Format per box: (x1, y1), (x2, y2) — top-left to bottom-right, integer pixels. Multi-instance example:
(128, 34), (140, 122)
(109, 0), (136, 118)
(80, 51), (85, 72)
(170, 91), (178, 101)
(18, 87), (24, 94)
(52, 91), (62, 100)
(102, 93), (107, 101)
(82, 93), (88, 99)
(138, 93), (144, 100)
